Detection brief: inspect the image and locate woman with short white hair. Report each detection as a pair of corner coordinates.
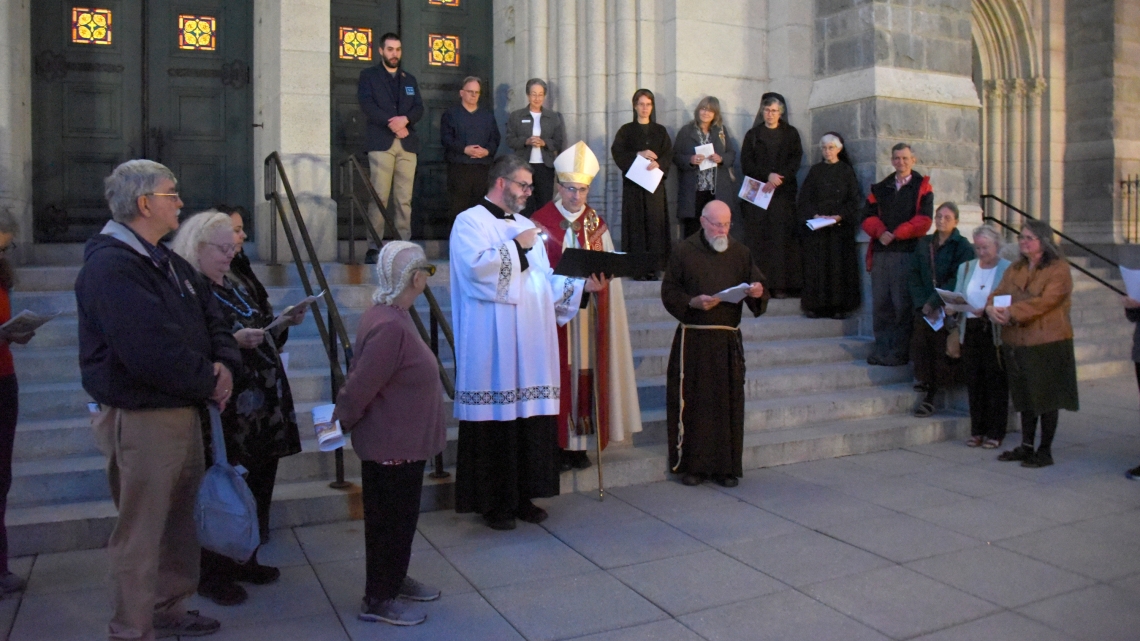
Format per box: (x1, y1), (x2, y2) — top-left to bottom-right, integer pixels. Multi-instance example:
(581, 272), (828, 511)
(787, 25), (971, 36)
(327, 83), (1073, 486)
(334, 241), (446, 626)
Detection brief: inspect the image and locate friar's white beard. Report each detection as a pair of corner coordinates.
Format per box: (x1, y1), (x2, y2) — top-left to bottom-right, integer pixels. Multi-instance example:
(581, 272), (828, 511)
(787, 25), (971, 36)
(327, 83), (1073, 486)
(705, 232), (729, 253)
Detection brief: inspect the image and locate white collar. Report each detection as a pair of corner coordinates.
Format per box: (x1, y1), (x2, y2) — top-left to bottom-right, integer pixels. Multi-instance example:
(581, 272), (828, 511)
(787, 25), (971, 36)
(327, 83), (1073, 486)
(555, 200), (585, 223)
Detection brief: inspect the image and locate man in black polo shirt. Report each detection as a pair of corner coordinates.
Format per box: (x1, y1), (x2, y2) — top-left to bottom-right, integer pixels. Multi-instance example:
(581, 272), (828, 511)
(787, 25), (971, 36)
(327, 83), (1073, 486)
(440, 76), (500, 224)
(358, 32), (424, 246)
(860, 143), (934, 366)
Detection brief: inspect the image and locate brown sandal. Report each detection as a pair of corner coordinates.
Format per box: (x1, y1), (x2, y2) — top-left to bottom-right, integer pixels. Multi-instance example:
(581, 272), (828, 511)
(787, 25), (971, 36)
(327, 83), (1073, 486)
(965, 436), (983, 447)
(981, 438), (1001, 449)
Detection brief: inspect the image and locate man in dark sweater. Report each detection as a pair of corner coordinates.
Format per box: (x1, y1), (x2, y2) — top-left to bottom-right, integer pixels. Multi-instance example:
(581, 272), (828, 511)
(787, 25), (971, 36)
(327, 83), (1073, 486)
(75, 159), (241, 640)
(861, 143), (934, 366)
(358, 32), (424, 244)
(440, 76), (500, 223)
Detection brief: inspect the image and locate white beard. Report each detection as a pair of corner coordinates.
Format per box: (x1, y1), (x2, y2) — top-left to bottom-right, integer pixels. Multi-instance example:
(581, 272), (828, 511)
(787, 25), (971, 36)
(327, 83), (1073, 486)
(705, 232), (729, 253)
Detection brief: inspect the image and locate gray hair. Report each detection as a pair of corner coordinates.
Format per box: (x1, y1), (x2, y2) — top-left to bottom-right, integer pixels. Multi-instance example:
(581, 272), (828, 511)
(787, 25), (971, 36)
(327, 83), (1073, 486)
(972, 224), (1004, 250)
(891, 142), (913, 154)
(525, 78), (547, 96)
(819, 133), (843, 149)
(462, 76), (482, 89)
(372, 241), (426, 305)
(170, 210), (233, 272)
(104, 160), (177, 224)
(760, 95), (785, 115)
(0, 208), (18, 236)
(937, 201), (960, 221)
(488, 154), (531, 191)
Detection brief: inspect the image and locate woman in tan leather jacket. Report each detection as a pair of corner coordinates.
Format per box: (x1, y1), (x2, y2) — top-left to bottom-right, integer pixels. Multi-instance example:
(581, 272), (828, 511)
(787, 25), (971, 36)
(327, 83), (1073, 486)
(986, 219), (1078, 468)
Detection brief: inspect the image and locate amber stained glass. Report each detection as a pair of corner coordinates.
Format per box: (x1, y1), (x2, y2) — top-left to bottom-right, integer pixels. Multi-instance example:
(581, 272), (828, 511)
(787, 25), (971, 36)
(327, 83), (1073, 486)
(71, 8), (113, 45)
(428, 0), (461, 6)
(338, 27), (372, 61)
(178, 15), (217, 51)
(428, 34), (460, 67)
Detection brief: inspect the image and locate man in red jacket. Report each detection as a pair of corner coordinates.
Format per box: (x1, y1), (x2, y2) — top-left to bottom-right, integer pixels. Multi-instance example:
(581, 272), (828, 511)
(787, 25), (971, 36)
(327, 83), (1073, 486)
(861, 143), (933, 366)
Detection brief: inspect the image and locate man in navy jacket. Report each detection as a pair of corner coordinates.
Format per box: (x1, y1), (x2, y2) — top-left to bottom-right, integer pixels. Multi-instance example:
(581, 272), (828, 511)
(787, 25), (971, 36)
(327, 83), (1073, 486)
(358, 32), (424, 245)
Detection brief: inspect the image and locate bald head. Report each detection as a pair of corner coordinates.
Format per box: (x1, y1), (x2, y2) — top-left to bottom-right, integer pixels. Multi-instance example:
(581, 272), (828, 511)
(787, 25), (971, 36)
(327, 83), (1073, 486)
(699, 200), (732, 252)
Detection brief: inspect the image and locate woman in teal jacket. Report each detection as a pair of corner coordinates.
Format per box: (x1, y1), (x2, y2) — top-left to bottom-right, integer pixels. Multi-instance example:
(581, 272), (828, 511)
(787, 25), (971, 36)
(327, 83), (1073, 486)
(952, 225), (1011, 447)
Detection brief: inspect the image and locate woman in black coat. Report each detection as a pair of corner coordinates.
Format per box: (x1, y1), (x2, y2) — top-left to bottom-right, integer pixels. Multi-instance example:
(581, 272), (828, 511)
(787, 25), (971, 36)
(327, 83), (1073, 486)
(611, 88), (673, 279)
(673, 96), (738, 239)
(797, 132), (862, 318)
(740, 92), (804, 297)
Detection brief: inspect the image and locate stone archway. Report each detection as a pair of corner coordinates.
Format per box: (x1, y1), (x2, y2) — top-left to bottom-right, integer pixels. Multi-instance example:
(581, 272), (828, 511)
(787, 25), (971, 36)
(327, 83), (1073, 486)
(972, 0), (1048, 224)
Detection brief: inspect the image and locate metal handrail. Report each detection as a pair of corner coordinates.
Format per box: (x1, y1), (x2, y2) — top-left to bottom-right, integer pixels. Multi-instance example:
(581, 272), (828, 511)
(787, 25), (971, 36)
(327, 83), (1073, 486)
(264, 152), (355, 488)
(981, 194), (1120, 269)
(337, 154), (457, 399)
(983, 216), (1125, 296)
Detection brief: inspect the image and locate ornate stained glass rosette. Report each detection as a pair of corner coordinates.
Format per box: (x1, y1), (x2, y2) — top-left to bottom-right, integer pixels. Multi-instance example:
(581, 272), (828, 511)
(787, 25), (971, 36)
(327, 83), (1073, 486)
(71, 8), (113, 45)
(428, 0), (461, 6)
(178, 15), (217, 51)
(428, 34), (460, 67)
(338, 26), (372, 61)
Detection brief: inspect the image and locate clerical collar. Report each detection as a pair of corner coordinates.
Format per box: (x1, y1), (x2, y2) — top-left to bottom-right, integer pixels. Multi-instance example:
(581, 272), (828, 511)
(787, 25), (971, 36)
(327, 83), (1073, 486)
(482, 198), (514, 221)
(555, 200), (584, 223)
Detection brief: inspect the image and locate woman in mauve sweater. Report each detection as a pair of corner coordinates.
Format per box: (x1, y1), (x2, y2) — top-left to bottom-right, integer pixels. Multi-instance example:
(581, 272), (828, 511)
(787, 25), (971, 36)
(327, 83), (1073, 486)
(334, 241), (446, 627)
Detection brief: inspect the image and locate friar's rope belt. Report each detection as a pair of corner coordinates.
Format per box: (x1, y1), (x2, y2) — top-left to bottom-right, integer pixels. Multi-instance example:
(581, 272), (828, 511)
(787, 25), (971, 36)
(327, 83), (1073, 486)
(672, 323), (739, 473)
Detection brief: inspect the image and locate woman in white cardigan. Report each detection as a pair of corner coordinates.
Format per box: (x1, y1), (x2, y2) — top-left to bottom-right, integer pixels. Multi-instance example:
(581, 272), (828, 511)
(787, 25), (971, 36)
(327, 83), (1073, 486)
(952, 224), (1011, 448)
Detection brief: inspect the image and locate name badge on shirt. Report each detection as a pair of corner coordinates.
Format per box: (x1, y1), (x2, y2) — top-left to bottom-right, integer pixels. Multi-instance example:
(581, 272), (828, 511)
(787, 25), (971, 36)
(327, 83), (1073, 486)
(405, 86), (415, 95)
(520, 119), (532, 123)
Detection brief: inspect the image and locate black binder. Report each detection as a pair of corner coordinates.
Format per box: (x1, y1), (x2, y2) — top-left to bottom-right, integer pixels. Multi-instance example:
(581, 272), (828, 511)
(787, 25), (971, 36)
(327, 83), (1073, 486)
(553, 248), (651, 279)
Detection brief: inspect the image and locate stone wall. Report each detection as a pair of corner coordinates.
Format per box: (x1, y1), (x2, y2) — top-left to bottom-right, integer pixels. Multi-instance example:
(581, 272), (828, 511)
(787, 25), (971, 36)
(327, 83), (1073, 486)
(0, 0), (31, 257)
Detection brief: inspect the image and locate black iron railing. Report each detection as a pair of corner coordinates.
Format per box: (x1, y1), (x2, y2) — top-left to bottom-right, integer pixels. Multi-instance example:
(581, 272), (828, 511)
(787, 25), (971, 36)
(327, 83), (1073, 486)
(1120, 175), (1140, 244)
(982, 215), (1125, 296)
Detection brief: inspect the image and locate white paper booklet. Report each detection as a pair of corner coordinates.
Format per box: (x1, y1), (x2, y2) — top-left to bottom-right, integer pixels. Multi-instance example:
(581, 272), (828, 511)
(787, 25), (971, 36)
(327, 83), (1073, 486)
(265, 290), (324, 331)
(0, 310), (59, 338)
(713, 283), (752, 304)
(1121, 266), (1140, 300)
(625, 154), (664, 193)
(694, 143), (716, 171)
(805, 217), (837, 231)
(934, 287), (973, 313)
(738, 176), (774, 210)
(992, 294), (1012, 308)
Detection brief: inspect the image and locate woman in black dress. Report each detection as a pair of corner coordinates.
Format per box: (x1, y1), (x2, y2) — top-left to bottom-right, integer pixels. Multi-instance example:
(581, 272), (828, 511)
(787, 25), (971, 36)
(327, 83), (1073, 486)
(797, 132), (862, 318)
(740, 92), (804, 297)
(172, 211), (306, 606)
(611, 88), (673, 279)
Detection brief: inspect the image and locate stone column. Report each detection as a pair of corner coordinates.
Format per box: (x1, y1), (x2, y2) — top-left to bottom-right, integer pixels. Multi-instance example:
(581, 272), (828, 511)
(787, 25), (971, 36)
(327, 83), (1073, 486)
(527, 0), (549, 87)
(553, 0), (578, 139)
(1027, 77), (1046, 220)
(1005, 79), (1026, 217)
(252, 0), (335, 262)
(0, 0), (32, 256)
(984, 81), (1005, 209)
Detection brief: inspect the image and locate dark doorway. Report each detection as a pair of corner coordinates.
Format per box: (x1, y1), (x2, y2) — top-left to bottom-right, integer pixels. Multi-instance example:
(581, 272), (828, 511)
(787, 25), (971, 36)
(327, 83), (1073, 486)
(32, 1), (253, 243)
(331, 0), (492, 241)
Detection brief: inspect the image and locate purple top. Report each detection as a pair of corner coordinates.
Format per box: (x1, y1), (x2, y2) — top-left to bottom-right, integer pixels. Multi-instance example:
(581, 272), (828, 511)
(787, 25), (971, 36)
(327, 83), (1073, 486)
(335, 304), (446, 462)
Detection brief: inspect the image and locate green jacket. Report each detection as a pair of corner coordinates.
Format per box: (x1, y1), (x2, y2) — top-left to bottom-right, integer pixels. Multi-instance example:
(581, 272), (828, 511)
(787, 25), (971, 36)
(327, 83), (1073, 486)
(907, 229), (975, 311)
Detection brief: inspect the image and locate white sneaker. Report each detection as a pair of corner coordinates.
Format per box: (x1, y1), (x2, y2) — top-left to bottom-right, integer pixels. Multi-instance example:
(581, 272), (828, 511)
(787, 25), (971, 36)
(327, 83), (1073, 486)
(359, 597), (426, 626)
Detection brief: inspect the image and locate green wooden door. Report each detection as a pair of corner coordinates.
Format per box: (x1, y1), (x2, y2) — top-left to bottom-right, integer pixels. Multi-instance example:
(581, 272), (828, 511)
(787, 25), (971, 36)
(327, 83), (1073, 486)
(331, 0), (493, 241)
(32, 1), (253, 243)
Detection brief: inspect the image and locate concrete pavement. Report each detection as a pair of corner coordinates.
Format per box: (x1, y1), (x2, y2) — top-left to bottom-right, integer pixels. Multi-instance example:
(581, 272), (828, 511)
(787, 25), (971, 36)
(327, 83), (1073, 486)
(3, 373), (1139, 641)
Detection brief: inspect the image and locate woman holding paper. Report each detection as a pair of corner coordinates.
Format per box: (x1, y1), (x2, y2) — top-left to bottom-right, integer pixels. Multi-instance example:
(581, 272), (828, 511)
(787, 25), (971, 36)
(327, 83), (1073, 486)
(987, 219), (1077, 468)
(740, 93), (804, 297)
(673, 96), (738, 239)
(334, 241), (446, 626)
(952, 225), (1011, 448)
(796, 132), (862, 318)
(172, 210), (305, 605)
(0, 211), (30, 595)
(611, 88), (673, 280)
(906, 202), (975, 417)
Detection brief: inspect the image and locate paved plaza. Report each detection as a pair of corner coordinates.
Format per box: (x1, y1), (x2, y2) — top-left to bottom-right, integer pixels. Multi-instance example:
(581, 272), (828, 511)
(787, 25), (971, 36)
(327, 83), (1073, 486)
(4, 374), (1140, 641)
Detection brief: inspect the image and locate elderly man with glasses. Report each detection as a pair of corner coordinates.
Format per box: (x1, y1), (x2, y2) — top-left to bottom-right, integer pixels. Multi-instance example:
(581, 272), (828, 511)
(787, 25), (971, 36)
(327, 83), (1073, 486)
(449, 154), (606, 530)
(440, 76), (500, 224)
(75, 160), (241, 640)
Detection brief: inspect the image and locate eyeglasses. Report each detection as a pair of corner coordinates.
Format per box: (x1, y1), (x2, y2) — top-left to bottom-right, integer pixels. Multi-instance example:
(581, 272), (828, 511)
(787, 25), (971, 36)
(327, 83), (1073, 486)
(762, 107), (782, 114)
(560, 185), (589, 195)
(703, 220), (732, 231)
(146, 192), (181, 200)
(408, 260), (436, 276)
(505, 178), (535, 193)
(205, 242), (239, 255)
(1017, 234), (1039, 243)
(461, 88), (481, 95)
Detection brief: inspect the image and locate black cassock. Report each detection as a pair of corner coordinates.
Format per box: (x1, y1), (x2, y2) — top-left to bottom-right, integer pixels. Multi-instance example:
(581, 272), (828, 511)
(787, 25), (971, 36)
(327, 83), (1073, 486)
(611, 121), (673, 273)
(739, 121), (803, 292)
(797, 160), (863, 317)
(661, 232), (768, 478)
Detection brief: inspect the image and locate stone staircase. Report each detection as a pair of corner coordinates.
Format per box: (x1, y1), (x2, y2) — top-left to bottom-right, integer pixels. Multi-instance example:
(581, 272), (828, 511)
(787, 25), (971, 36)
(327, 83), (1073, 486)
(6, 253), (1129, 555)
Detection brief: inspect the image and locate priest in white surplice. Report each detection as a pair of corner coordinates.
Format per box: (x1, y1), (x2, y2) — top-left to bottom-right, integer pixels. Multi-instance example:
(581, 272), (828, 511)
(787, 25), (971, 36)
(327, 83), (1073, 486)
(451, 155), (608, 530)
(531, 142), (642, 471)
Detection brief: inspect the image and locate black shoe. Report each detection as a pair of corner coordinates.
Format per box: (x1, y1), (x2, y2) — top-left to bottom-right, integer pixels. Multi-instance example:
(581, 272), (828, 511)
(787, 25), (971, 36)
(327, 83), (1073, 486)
(570, 450), (591, 470)
(234, 561), (280, 585)
(681, 473), (703, 486)
(1021, 450), (1054, 468)
(557, 450), (574, 473)
(1127, 465), (1140, 480)
(365, 248), (379, 264)
(804, 310), (821, 319)
(484, 514), (517, 531)
(867, 355), (883, 366)
(515, 500), (548, 524)
(713, 475), (739, 488)
(997, 444), (1034, 462)
(197, 579), (247, 606)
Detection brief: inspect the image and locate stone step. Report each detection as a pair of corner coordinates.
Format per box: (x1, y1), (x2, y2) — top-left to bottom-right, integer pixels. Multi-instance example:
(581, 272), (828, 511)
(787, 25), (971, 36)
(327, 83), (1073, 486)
(632, 336), (874, 379)
(5, 411), (970, 556)
(628, 316), (851, 350)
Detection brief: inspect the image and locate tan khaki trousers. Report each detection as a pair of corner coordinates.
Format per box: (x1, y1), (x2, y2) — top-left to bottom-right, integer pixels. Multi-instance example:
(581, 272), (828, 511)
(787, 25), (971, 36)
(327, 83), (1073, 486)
(94, 406), (204, 641)
(367, 138), (417, 241)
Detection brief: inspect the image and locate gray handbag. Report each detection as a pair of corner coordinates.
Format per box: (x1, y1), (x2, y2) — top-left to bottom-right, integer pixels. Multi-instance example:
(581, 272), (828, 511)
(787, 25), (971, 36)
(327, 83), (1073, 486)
(195, 404), (260, 562)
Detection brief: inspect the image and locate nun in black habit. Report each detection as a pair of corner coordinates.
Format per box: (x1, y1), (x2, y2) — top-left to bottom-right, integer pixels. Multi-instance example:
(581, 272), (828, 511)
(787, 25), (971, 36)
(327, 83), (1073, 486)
(611, 88), (673, 279)
(739, 92), (804, 297)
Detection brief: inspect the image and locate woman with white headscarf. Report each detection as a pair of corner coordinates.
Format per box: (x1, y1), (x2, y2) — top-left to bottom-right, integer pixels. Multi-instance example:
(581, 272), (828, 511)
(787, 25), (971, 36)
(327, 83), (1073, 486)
(334, 241), (446, 626)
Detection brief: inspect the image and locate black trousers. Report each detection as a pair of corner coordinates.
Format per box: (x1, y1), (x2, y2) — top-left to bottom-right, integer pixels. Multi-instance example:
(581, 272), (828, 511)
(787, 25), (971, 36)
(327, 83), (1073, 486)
(870, 252), (914, 364)
(454, 416), (559, 518)
(0, 375), (16, 574)
(1020, 410), (1059, 452)
(521, 163), (555, 217)
(962, 318), (1009, 439)
(200, 455), (279, 581)
(447, 163), (491, 220)
(362, 460), (425, 602)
